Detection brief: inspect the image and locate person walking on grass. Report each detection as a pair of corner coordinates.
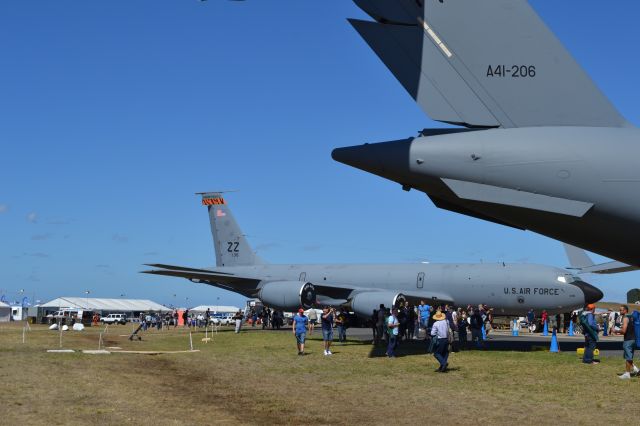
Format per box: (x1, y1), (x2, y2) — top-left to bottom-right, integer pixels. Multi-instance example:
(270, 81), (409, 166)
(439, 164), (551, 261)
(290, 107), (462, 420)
(580, 304), (600, 364)
(292, 308), (309, 356)
(233, 310), (243, 334)
(321, 306), (334, 356)
(307, 308), (318, 335)
(431, 310), (451, 372)
(386, 308), (400, 358)
(613, 305), (640, 379)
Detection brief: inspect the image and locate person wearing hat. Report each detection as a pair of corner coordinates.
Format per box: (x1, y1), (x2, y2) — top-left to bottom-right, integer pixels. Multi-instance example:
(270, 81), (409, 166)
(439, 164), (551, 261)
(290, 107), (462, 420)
(580, 303), (600, 364)
(292, 308), (309, 356)
(431, 310), (451, 372)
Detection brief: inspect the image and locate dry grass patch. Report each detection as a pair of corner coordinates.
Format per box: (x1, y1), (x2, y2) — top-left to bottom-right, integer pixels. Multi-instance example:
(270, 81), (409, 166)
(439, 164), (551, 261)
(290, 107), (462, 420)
(0, 323), (635, 425)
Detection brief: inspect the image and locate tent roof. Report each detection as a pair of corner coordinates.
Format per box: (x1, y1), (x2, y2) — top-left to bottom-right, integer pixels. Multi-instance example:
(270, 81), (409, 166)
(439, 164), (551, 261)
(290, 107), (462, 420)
(41, 297), (170, 312)
(0, 301), (10, 308)
(190, 305), (240, 313)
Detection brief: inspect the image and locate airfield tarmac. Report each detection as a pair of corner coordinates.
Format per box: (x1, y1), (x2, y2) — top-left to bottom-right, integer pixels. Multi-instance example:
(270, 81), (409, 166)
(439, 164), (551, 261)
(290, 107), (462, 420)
(1, 322), (635, 425)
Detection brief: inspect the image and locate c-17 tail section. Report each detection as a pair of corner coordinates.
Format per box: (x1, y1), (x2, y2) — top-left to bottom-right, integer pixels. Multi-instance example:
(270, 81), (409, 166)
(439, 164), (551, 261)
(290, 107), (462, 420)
(351, 0), (628, 128)
(199, 192), (263, 267)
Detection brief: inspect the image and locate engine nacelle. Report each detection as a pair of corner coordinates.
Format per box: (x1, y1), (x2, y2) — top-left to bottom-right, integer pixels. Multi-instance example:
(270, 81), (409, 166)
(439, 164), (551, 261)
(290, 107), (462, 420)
(258, 281), (316, 310)
(349, 291), (406, 317)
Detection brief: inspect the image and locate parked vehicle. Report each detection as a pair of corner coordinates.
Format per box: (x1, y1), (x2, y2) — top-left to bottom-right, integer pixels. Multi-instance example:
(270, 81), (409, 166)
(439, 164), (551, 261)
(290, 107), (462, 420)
(100, 313), (128, 325)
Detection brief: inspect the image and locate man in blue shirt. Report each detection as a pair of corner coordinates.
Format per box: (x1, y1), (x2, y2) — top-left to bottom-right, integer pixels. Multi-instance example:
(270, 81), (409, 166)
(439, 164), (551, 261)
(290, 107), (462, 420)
(292, 308), (309, 356)
(418, 301), (431, 339)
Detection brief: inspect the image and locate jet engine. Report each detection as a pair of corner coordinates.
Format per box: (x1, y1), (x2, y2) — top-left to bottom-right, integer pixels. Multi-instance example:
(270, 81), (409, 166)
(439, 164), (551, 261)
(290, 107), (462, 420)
(349, 291), (406, 317)
(258, 281), (316, 310)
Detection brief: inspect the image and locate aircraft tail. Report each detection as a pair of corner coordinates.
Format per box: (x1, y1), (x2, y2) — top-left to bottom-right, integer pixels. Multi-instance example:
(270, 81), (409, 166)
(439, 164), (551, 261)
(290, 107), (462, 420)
(350, 0), (628, 128)
(199, 192), (263, 267)
(563, 243), (638, 274)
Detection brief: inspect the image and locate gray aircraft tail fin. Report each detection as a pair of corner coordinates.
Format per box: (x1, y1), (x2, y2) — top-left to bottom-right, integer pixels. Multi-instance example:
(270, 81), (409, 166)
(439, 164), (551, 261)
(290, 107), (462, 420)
(563, 244), (594, 269)
(198, 192), (263, 267)
(563, 244), (638, 274)
(351, 0), (628, 128)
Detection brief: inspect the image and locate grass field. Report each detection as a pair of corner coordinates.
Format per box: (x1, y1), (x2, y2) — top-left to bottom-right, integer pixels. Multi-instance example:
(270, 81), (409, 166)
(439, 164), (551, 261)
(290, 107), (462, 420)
(0, 322), (636, 425)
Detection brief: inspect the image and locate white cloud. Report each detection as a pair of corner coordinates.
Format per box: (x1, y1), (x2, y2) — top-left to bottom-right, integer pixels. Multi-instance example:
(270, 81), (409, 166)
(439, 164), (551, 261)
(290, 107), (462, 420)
(27, 212), (38, 223)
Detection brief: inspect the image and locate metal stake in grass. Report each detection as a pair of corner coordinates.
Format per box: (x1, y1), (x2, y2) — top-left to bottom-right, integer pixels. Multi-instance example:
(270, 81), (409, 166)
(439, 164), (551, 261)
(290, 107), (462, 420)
(59, 320), (63, 349)
(189, 331), (193, 351)
(22, 326), (26, 344)
(98, 332), (103, 350)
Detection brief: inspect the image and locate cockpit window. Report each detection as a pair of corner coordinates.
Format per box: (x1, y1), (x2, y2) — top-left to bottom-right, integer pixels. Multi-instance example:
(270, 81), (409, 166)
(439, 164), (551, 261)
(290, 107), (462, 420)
(557, 274), (577, 284)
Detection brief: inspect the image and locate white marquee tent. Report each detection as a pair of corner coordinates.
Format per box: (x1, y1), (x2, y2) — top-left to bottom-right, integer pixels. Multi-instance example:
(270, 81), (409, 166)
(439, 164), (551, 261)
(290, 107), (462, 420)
(191, 305), (240, 314)
(40, 297), (170, 313)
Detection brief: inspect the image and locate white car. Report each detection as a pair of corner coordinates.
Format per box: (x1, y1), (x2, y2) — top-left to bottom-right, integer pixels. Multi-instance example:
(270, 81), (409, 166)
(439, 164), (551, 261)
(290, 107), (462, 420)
(100, 313), (128, 325)
(211, 315), (234, 326)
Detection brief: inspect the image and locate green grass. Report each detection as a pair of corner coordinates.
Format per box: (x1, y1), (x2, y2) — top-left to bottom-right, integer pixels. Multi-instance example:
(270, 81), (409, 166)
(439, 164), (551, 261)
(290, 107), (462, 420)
(0, 322), (635, 425)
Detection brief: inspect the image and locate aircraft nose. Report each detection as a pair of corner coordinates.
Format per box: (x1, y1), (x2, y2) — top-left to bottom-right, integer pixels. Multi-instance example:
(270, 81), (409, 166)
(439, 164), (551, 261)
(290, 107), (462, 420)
(331, 138), (412, 183)
(572, 280), (604, 305)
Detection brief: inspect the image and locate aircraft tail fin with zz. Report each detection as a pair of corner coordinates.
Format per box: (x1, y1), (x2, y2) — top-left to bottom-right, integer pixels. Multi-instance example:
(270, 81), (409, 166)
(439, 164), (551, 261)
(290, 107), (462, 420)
(198, 192), (263, 267)
(350, 0), (629, 129)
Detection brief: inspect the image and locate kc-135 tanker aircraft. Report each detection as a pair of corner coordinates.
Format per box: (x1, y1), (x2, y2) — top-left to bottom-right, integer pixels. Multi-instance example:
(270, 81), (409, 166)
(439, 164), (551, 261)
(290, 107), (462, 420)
(143, 193), (602, 317)
(332, 0), (640, 271)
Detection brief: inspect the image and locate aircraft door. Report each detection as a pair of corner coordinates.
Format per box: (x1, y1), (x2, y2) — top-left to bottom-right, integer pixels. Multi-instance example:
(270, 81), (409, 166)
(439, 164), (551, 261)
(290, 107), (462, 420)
(417, 272), (425, 289)
(299, 272), (306, 281)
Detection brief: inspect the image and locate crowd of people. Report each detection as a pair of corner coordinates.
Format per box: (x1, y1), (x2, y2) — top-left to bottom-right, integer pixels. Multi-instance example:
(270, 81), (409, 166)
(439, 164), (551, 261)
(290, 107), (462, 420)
(131, 301), (640, 379)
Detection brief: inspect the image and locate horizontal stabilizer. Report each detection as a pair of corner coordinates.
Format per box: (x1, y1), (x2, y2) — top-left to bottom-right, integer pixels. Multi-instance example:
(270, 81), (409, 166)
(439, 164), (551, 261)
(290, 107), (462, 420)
(349, 18), (500, 128)
(442, 178), (594, 217)
(353, 0), (421, 25)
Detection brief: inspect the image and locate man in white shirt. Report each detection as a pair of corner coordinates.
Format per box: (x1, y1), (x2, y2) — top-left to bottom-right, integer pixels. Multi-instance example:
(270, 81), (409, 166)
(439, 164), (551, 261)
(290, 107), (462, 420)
(386, 308), (399, 358)
(431, 311), (451, 372)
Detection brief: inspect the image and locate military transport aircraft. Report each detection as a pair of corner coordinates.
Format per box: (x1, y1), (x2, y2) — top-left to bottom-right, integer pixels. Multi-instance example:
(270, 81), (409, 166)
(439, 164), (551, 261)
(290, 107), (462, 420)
(142, 193), (602, 317)
(332, 0), (640, 268)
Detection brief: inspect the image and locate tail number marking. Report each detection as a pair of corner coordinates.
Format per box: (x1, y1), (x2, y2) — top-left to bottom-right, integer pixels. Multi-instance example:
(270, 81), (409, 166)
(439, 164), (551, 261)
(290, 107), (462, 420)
(227, 242), (239, 256)
(487, 65), (536, 78)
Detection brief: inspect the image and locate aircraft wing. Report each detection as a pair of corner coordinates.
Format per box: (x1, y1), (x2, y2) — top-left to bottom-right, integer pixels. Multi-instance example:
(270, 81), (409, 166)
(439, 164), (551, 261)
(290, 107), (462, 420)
(141, 264), (261, 293)
(351, 0), (628, 128)
(563, 245), (639, 274)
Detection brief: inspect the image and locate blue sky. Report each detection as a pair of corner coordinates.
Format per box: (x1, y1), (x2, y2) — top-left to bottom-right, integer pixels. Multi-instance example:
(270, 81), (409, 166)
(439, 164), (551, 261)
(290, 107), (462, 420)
(0, 0), (638, 308)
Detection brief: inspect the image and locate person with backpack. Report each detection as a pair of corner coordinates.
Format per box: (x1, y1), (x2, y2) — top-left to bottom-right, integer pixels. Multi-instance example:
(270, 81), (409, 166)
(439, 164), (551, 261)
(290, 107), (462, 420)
(580, 304), (600, 364)
(613, 305), (640, 379)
